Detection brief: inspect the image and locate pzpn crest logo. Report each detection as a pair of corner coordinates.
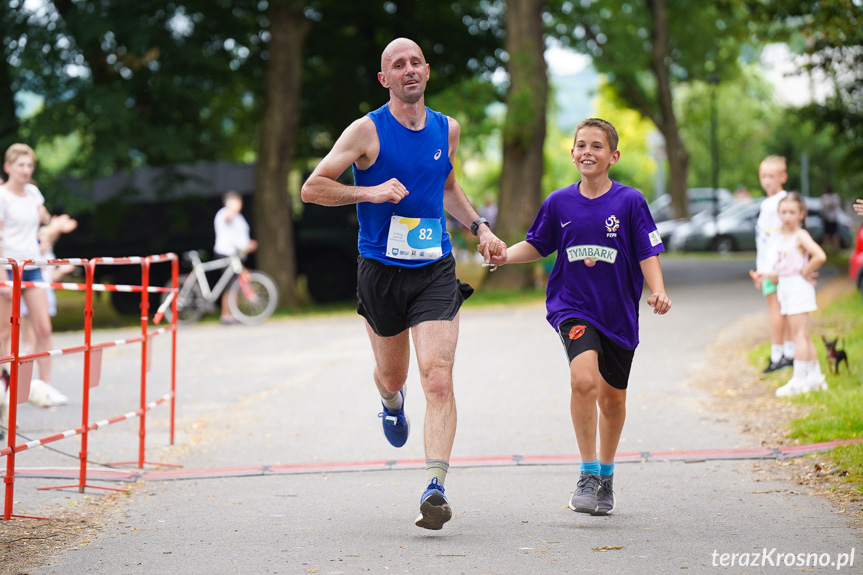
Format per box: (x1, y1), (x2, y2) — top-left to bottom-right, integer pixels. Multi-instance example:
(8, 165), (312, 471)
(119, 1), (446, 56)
(605, 215), (620, 237)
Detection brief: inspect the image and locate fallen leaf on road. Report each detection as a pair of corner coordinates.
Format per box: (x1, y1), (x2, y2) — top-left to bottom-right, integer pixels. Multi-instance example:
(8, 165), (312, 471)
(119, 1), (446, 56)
(593, 546), (624, 552)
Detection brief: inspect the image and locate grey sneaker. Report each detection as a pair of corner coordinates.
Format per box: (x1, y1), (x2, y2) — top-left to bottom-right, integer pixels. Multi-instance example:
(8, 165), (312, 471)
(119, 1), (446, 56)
(591, 474), (616, 516)
(569, 472), (601, 514)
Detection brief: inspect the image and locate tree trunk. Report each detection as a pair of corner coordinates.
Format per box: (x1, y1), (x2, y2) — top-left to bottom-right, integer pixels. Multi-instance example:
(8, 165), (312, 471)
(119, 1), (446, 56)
(664, 128), (690, 220)
(0, 47), (18, 154)
(254, 1), (309, 308)
(647, 0), (689, 220)
(485, 0), (548, 290)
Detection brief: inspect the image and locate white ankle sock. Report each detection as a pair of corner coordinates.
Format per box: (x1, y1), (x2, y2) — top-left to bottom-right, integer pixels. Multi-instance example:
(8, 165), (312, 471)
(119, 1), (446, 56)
(771, 345), (784, 362)
(792, 360), (808, 380)
(381, 390), (403, 412)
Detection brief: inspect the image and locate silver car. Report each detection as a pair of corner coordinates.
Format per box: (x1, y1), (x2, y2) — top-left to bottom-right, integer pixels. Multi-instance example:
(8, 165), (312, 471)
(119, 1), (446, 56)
(650, 188), (734, 245)
(668, 196), (853, 253)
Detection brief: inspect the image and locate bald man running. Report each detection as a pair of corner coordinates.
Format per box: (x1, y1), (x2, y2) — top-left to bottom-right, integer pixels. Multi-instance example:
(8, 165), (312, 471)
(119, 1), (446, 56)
(302, 38), (506, 530)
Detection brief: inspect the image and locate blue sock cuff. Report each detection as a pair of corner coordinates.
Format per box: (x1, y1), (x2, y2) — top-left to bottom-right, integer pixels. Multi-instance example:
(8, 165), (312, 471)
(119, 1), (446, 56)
(580, 460), (600, 475)
(599, 461), (615, 476)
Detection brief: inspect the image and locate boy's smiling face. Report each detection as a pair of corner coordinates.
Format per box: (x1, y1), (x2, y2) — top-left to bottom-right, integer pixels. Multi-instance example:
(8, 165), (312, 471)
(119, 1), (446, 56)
(571, 126), (620, 176)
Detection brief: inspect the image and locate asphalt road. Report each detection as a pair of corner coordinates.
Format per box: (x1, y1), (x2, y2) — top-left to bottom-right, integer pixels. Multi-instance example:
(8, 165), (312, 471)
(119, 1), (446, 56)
(6, 254), (862, 574)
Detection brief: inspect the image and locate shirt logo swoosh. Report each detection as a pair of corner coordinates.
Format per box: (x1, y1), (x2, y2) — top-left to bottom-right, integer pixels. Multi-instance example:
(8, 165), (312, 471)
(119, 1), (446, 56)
(561, 221), (571, 228)
(434, 149), (442, 160)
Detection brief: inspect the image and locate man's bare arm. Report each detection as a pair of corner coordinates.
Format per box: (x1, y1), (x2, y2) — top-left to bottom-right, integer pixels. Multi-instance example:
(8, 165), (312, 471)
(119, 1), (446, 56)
(301, 117), (409, 206)
(441, 117), (507, 264)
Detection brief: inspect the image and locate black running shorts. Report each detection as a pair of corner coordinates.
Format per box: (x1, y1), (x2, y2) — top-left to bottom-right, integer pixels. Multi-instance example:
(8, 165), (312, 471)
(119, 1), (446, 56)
(557, 318), (635, 390)
(357, 253), (474, 337)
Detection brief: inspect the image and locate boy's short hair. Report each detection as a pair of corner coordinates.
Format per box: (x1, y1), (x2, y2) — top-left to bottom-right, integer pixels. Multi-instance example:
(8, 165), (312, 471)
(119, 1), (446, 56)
(223, 190), (242, 204)
(4, 143), (36, 165)
(760, 155), (787, 173)
(574, 118), (619, 151)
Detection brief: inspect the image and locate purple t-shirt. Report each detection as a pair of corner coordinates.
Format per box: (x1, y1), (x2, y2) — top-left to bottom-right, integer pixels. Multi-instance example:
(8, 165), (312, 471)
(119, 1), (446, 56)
(525, 180), (664, 350)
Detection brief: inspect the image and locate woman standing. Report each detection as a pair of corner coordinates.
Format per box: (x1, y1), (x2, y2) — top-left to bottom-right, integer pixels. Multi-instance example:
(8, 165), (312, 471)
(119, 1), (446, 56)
(0, 143), (64, 406)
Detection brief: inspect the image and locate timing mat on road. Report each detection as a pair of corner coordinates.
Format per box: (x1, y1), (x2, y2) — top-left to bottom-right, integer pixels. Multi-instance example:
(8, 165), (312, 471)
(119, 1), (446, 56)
(7, 438), (863, 483)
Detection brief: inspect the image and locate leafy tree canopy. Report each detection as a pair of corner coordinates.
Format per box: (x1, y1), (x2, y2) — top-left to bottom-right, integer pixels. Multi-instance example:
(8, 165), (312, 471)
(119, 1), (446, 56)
(743, 0), (863, 177)
(5, 1), (505, 180)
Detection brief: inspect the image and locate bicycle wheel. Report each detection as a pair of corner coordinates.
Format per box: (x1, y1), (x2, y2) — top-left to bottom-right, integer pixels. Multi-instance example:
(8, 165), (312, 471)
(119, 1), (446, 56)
(162, 274), (206, 324)
(226, 270), (278, 325)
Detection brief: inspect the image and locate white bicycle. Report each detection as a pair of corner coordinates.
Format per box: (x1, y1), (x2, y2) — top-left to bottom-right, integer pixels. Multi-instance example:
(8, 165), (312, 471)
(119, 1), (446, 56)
(163, 250), (278, 325)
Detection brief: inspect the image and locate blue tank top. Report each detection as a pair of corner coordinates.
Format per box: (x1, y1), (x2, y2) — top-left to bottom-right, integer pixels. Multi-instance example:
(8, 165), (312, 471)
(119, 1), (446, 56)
(353, 104), (453, 267)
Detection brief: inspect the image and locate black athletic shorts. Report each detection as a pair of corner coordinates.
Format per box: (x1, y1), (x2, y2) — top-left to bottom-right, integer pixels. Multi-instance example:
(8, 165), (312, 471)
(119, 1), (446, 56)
(357, 253), (474, 337)
(557, 318), (635, 390)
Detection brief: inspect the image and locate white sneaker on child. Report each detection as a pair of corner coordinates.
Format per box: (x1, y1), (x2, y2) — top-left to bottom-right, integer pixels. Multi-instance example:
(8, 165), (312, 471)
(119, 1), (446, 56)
(775, 377), (807, 398)
(45, 383), (69, 406)
(27, 379), (68, 408)
(802, 372), (828, 393)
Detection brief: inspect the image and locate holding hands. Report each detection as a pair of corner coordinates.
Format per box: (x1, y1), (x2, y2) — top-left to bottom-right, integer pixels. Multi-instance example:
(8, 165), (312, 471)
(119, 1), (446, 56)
(476, 232), (507, 270)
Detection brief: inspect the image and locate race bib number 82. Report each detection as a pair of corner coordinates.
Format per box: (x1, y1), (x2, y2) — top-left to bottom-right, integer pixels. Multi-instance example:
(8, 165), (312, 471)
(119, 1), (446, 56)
(386, 216), (443, 260)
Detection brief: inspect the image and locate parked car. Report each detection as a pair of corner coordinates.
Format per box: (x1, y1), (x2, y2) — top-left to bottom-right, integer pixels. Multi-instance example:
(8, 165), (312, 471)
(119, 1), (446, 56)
(649, 187), (733, 245)
(648, 187), (733, 223)
(668, 196), (854, 253)
(850, 222), (863, 300)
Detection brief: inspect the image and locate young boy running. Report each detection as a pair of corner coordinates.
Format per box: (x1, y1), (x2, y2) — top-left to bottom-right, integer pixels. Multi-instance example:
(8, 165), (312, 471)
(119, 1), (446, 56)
(487, 118), (671, 515)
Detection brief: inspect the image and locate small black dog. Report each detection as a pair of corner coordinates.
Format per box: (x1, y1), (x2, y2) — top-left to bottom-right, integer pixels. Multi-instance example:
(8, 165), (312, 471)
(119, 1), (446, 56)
(822, 336), (849, 375)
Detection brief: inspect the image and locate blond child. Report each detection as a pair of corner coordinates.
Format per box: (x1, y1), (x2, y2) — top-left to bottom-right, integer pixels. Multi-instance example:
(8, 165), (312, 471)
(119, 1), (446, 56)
(753, 156), (795, 372)
(0, 144), (62, 405)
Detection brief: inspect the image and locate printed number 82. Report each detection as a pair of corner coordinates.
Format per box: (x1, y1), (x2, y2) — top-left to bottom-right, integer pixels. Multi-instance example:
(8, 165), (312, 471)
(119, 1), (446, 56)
(418, 228), (434, 240)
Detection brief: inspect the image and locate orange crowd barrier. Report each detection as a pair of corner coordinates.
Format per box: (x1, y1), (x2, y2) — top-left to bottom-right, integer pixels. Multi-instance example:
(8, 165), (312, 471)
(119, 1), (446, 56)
(0, 253), (179, 521)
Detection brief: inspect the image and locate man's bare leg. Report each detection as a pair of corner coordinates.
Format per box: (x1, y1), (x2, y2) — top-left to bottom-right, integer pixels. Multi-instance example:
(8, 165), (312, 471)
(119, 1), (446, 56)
(364, 322), (410, 397)
(411, 316), (459, 462)
(410, 315), (459, 529)
(365, 323), (411, 447)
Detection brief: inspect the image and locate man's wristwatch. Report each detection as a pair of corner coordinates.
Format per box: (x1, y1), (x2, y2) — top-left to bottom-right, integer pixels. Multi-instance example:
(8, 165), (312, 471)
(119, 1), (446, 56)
(470, 217), (490, 236)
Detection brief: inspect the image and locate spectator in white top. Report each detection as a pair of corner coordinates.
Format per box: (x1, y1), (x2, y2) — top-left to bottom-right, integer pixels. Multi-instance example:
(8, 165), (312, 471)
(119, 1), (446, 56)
(213, 191), (258, 324)
(0, 143), (64, 405)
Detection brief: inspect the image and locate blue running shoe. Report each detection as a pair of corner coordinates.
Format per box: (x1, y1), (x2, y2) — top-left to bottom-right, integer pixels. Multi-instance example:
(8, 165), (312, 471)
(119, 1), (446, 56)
(378, 389), (409, 448)
(415, 478), (452, 530)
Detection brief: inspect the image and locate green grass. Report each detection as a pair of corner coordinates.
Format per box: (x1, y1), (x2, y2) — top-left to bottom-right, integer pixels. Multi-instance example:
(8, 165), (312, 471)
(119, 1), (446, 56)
(750, 288), (863, 492)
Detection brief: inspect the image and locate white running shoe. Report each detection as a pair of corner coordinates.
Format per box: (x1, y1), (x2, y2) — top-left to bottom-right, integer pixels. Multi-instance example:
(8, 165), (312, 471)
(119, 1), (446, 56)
(28, 379), (55, 407)
(45, 383), (69, 406)
(775, 377), (807, 398)
(802, 372), (828, 393)
(27, 379), (68, 407)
